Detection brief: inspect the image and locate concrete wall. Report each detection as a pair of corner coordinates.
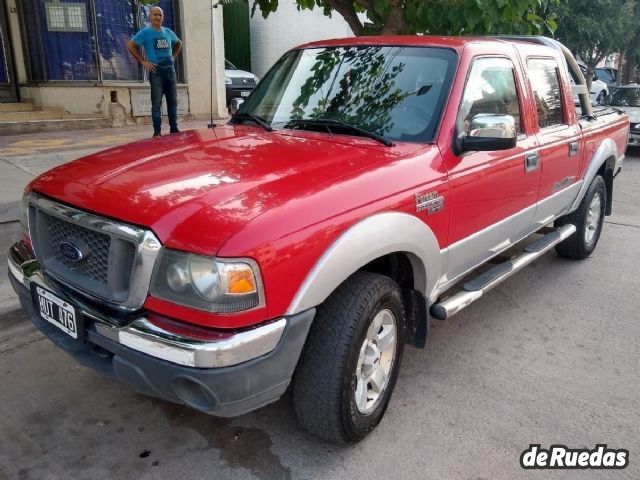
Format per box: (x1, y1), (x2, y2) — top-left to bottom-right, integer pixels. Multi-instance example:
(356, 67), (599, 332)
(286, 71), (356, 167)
(249, 2), (356, 78)
(19, 86), (113, 116)
(180, 0), (227, 120)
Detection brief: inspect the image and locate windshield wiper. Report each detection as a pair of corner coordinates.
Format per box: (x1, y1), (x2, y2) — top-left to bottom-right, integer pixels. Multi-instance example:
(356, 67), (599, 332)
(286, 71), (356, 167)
(231, 112), (273, 132)
(286, 118), (395, 147)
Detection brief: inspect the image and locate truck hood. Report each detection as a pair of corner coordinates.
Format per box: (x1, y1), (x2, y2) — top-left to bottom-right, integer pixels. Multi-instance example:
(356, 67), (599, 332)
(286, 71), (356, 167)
(30, 126), (420, 255)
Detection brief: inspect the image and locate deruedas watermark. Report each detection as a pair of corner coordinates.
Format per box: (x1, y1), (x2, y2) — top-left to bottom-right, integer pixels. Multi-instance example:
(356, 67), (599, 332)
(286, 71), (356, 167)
(520, 444), (629, 469)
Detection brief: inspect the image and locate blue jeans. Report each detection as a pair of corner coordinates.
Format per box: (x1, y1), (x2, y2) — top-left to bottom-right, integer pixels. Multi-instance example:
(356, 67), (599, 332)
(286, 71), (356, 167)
(149, 64), (178, 134)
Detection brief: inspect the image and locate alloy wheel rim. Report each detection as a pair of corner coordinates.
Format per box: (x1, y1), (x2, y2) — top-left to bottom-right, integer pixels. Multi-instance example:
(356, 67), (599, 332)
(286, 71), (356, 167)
(585, 192), (602, 245)
(354, 308), (397, 415)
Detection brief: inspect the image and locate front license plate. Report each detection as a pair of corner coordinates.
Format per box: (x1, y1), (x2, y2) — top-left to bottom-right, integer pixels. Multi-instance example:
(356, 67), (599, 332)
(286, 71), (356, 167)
(34, 285), (79, 339)
(240, 90), (251, 97)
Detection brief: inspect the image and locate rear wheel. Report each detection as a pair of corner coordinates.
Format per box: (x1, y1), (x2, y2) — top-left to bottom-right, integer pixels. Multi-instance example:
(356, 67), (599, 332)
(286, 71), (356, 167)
(555, 175), (606, 259)
(292, 271), (405, 444)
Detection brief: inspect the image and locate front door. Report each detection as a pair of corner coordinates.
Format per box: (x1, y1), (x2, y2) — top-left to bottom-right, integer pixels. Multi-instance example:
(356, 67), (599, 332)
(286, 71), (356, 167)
(445, 56), (541, 281)
(0, 0), (18, 103)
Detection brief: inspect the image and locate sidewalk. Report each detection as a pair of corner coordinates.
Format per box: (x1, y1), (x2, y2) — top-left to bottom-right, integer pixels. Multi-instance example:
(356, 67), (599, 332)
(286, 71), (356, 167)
(0, 119), (224, 314)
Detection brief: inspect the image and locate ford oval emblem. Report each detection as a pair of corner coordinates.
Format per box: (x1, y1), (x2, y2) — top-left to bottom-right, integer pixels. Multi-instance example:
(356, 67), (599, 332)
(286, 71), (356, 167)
(59, 241), (84, 262)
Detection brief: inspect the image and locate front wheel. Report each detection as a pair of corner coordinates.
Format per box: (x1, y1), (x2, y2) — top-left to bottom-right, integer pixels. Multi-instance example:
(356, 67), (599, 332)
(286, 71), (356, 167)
(596, 90), (607, 104)
(555, 175), (606, 259)
(292, 271), (405, 444)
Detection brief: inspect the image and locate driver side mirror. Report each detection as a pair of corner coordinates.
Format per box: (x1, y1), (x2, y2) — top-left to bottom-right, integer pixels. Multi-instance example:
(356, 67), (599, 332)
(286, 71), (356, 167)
(461, 114), (517, 152)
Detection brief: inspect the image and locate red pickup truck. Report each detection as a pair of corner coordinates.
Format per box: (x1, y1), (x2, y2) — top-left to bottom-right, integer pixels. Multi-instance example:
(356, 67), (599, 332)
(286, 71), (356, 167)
(8, 36), (628, 444)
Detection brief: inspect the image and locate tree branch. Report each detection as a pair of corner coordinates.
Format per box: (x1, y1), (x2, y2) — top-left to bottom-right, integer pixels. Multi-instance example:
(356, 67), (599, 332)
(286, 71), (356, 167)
(325, 0), (365, 35)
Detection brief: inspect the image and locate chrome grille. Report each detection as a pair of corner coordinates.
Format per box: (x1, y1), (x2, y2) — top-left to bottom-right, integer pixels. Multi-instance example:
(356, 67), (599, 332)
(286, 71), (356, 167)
(27, 195), (161, 311)
(48, 213), (111, 284)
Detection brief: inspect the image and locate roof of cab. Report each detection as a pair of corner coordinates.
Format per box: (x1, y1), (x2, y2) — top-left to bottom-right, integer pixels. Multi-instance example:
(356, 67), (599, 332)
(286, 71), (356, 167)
(295, 35), (539, 51)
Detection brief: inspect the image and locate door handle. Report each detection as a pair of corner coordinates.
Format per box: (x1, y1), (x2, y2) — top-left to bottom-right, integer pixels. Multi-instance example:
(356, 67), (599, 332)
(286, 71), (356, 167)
(569, 140), (579, 156)
(524, 151), (539, 172)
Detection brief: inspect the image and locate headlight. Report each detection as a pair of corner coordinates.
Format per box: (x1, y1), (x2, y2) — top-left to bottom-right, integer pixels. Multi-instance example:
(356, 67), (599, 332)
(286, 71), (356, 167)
(150, 249), (262, 313)
(19, 193), (29, 232)
(225, 76), (232, 85)
(253, 75), (259, 83)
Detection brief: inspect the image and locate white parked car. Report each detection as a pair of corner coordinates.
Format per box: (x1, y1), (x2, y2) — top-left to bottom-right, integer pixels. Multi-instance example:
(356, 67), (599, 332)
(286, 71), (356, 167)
(225, 59), (260, 109)
(572, 64), (609, 106)
(601, 84), (640, 147)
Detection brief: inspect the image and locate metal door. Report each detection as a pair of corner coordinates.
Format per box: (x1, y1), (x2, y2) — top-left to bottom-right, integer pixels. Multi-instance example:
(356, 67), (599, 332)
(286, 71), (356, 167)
(223, 0), (251, 72)
(0, 0), (18, 102)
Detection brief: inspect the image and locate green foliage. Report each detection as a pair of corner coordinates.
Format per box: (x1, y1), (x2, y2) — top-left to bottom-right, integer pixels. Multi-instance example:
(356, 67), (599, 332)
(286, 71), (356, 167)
(232, 0), (559, 36)
(396, 0), (558, 35)
(551, 0), (635, 72)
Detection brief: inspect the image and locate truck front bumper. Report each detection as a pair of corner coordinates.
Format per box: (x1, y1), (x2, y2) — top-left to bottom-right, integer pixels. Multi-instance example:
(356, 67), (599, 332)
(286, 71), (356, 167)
(8, 240), (314, 417)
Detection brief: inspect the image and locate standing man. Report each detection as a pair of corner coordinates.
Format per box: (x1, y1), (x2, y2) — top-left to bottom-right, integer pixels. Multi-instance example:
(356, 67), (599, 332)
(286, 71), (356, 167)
(127, 7), (183, 137)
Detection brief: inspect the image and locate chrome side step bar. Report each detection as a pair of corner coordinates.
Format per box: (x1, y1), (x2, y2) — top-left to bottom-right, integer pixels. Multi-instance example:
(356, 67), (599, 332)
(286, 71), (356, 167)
(430, 224), (576, 320)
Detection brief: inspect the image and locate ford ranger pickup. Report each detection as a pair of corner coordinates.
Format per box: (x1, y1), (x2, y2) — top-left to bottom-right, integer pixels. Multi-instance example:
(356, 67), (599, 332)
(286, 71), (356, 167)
(8, 36), (629, 444)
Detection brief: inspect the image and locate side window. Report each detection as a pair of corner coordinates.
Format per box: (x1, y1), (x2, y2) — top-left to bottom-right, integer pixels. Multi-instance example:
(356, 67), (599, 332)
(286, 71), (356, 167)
(457, 57), (522, 137)
(527, 58), (565, 129)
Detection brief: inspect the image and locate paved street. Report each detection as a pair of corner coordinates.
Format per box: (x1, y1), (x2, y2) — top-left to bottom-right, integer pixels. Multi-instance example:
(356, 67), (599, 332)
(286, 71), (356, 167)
(0, 136), (638, 479)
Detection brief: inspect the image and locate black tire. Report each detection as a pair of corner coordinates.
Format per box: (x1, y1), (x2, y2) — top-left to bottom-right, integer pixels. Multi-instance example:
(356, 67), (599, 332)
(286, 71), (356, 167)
(596, 90), (607, 104)
(292, 271), (405, 444)
(555, 175), (606, 260)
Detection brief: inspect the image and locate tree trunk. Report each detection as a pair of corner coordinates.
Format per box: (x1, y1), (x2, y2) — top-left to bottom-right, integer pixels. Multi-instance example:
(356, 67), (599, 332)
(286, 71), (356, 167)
(624, 43), (637, 83)
(585, 52), (606, 100)
(380, 4), (409, 34)
(585, 68), (593, 96)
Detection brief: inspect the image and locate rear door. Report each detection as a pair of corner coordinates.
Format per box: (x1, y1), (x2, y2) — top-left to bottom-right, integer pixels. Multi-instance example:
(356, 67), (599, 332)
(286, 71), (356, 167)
(526, 57), (582, 223)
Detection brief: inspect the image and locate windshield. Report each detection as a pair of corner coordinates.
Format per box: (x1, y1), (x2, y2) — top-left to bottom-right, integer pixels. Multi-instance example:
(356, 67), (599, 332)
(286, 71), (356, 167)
(602, 88), (640, 107)
(225, 60), (236, 70)
(237, 46), (458, 143)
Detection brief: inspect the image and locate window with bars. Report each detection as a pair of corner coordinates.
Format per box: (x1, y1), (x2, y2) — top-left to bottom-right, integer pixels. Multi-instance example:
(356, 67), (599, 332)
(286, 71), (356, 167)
(94, 0), (141, 81)
(20, 0), (181, 83)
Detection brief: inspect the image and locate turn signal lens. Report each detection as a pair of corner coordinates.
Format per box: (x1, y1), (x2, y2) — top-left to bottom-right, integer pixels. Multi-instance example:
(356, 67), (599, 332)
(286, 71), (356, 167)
(226, 267), (257, 294)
